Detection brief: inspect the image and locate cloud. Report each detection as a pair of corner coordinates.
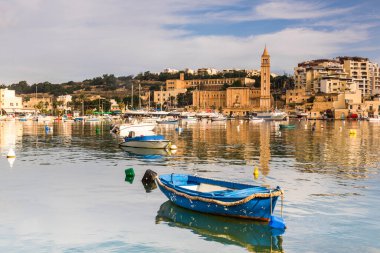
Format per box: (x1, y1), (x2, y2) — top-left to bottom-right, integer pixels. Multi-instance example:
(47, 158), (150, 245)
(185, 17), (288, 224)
(197, 0), (355, 23)
(0, 0), (377, 84)
(254, 0), (355, 20)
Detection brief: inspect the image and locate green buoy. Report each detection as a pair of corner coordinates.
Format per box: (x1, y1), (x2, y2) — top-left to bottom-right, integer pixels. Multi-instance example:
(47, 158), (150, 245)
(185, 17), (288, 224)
(125, 168), (135, 184)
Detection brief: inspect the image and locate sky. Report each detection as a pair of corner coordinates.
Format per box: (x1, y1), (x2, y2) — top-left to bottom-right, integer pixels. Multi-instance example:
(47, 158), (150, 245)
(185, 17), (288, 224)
(0, 0), (379, 84)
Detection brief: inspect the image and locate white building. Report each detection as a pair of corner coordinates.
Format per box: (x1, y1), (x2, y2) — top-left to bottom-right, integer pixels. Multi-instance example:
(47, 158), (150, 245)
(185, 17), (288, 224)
(0, 88), (23, 114)
(163, 68), (179, 74)
(57, 94), (72, 112)
(197, 68), (218, 76)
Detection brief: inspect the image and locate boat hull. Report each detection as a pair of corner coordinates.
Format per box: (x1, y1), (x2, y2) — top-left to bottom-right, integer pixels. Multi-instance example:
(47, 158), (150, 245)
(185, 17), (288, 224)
(157, 174), (280, 221)
(279, 124), (295, 129)
(120, 140), (170, 149)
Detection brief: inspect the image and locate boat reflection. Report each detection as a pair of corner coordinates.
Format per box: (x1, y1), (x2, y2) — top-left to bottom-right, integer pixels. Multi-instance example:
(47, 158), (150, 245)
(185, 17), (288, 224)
(120, 146), (169, 159)
(155, 201), (284, 252)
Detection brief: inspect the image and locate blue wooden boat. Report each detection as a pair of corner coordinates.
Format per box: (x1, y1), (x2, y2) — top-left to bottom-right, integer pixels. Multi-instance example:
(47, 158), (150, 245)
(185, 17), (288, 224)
(120, 135), (171, 149)
(156, 174), (284, 223)
(156, 201), (283, 251)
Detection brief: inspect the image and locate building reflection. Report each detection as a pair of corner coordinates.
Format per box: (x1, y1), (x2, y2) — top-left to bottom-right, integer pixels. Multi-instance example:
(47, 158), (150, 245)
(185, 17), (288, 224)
(259, 123), (271, 176)
(0, 121), (23, 154)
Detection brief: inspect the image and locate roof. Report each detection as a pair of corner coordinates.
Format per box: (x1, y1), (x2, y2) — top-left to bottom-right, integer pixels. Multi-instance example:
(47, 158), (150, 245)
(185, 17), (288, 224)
(262, 46), (269, 56)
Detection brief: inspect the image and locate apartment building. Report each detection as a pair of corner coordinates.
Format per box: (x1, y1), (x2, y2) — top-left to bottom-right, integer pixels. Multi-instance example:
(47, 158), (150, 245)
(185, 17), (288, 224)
(294, 59), (350, 93)
(0, 88), (23, 114)
(336, 56), (380, 97)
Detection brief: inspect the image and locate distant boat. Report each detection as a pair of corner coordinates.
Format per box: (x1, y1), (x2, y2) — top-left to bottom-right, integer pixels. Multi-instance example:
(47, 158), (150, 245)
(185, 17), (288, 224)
(279, 124), (296, 129)
(119, 135), (171, 149)
(156, 118), (179, 124)
(210, 114), (227, 121)
(156, 173), (285, 223)
(156, 201), (284, 251)
(249, 116), (264, 122)
(254, 110), (288, 121)
(86, 117), (100, 122)
(196, 112), (216, 119)
(368, 116), (380, 122)
(179, 112), (197, 122)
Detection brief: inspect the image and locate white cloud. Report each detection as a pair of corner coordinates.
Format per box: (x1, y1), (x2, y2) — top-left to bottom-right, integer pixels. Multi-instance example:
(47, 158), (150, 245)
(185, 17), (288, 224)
(254, 0), (354, 20)
(0, 0), (377, 84)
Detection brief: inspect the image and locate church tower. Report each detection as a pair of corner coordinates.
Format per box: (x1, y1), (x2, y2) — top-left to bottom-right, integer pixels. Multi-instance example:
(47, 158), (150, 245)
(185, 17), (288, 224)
(260, 46), (271, 111)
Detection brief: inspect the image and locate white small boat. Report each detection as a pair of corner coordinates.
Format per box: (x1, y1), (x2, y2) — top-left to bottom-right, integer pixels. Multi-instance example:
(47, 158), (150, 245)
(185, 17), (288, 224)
(119, 135), (171, 149)
(86, 117), (101, 122)
(115, 122), (156, 137)
(368, 116), (380, 122)
(210, 114), (227, 121)
(254, 110), (288, 121)
(156, 118), (179, 124)
(196, 112), (216, 119)
(249, 116), (264, 122)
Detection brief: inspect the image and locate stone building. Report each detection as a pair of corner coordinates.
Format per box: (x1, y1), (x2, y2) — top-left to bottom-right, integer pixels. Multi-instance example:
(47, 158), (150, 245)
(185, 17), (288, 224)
(260, 46), (271, 110)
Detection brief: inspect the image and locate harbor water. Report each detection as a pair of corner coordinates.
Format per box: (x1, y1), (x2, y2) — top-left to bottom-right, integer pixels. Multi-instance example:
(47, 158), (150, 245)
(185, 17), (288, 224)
(0, 119), (379, 252)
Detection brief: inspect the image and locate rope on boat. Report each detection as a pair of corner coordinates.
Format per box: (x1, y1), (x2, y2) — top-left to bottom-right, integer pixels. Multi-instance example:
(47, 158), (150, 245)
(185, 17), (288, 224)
(155, 176), (284, 207)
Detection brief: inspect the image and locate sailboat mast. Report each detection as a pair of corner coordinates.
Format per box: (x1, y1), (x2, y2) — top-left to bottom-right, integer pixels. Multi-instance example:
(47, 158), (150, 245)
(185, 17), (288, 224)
(131, 83), (134, 109)
(138, 81), (141, 109)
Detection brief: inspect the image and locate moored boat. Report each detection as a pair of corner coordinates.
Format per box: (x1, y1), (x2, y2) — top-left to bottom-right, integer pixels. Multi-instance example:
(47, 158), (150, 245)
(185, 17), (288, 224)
(119, 135), (171, 149)
(156, 118), (179, 124)
(279, 124), (296, 129)
(368, 116), (380, 122)
(254, 110), (288, 121)
(115, 122), (156, 137)
(155, 173), (285, 224)
(210, 114), (227, 121)
(249, 116), (264, 122)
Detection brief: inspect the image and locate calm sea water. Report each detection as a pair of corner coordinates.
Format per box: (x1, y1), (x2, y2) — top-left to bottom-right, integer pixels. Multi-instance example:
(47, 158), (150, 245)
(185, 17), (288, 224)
(0, 119), (379, 253)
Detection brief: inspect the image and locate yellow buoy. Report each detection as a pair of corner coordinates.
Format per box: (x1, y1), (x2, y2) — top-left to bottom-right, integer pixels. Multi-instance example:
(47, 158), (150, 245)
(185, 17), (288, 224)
(253, 166), (259, 179)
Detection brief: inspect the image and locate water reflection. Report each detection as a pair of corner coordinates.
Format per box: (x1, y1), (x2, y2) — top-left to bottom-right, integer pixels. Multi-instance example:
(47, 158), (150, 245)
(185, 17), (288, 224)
(120, 146), (169, 160)
(157, 119), (380, 180)
(156, 201), (283, 252)
(1, 119), (379, 179)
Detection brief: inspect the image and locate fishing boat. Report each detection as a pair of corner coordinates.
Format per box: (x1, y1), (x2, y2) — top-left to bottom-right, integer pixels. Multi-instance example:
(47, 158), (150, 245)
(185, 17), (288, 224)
(155, 173), (285, 225)
(156, 201), (284, 251)
(119, 134), (171, 149)
(279, 124), (296, 129)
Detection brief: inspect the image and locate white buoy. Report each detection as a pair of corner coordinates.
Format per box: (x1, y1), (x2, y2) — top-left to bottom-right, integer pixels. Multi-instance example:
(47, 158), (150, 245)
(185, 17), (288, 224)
(8, 157), (15, 168)
(7, 148), (16, 158)
(170, 144), (177, 150)
(237, 125), (240, 132)
(304, 124), (307, 129)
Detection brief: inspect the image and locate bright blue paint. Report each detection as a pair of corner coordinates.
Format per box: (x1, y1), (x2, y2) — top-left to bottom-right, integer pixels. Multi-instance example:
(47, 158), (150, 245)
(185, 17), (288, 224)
(158, 174), (282, 221)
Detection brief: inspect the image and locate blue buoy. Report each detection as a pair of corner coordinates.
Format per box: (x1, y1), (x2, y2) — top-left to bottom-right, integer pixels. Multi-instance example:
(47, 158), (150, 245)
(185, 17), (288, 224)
(269, 215), (286, 230)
